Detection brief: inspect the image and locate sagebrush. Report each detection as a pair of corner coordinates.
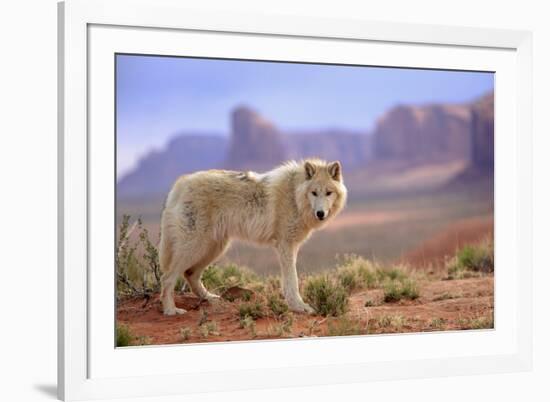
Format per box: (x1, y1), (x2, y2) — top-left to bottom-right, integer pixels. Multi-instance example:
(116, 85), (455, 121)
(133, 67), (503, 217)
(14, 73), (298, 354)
(447, 239), (494, 279)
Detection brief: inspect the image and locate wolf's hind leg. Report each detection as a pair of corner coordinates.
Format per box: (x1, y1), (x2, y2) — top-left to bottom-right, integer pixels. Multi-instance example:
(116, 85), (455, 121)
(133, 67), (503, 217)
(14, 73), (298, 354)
(159, 236), (187, 315)
(160, 266), (187, 316)
(159, 236), (202, 315)
(184, 240), (229, 301)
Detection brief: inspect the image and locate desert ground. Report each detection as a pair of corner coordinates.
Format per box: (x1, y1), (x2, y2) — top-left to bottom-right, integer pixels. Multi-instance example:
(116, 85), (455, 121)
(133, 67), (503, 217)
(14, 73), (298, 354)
(116, 179), (494, 346)
(117, 275), (493, 345)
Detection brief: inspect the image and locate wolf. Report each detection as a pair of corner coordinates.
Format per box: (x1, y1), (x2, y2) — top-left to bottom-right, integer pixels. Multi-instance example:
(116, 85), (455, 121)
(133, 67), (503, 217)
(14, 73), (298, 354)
(159, 159), (347, 315)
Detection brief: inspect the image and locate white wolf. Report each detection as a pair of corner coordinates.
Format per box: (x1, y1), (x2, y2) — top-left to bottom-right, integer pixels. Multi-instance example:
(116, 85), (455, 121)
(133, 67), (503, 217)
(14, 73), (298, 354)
(159, 159), (347, 315)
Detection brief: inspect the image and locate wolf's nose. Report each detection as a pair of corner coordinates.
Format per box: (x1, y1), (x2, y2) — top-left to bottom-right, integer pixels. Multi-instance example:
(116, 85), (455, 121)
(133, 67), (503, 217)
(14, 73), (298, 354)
(316, 211), (325, 219)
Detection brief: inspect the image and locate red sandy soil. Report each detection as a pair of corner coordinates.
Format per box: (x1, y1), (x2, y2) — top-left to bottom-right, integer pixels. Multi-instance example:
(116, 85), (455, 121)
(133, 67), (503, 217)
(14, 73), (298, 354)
(117, 217), (494, 346)
(117, 275), (493, 346)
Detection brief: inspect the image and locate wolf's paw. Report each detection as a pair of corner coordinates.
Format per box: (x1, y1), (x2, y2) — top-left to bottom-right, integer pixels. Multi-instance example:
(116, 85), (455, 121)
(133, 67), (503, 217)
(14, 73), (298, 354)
(163, 307), (187, 316)
(203, 292), (221, 302)
(289, 302), (315, 314)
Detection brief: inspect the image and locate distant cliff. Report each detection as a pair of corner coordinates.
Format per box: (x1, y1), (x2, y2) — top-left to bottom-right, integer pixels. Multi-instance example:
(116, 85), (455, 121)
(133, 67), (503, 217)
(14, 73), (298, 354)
(117, 92), (493, 200)
(471, 93), (494, 171)
(372, 92), (494, 170)
(225, 106), (286, 170)
(117, 134), (227, 199)
(285, 130), (371, 171)
(226, 106), (370, 170)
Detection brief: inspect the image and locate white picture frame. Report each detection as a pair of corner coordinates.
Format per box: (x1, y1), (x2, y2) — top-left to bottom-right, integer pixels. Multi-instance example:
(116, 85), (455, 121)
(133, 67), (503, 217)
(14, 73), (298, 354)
(58, 0), (533, 400)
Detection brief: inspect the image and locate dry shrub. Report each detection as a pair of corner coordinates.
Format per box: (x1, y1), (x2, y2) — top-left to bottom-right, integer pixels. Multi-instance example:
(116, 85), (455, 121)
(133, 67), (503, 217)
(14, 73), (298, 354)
(303, 275), (348, 317)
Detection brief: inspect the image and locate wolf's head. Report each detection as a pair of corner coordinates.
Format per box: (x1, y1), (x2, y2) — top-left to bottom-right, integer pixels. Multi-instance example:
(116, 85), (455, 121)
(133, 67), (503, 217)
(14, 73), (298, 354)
(296, 159), (348, 225)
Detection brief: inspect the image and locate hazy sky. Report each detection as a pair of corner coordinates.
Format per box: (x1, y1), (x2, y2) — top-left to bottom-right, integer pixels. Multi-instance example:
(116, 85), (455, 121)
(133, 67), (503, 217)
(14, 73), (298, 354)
(116, 54), (494, 177)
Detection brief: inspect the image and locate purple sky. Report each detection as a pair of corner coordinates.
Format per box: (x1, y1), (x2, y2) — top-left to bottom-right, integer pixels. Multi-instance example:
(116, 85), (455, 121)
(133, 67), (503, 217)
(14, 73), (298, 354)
(116, 54), (494, 177)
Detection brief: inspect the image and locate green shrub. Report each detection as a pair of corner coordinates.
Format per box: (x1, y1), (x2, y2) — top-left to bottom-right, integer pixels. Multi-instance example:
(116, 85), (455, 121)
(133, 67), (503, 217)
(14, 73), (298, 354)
(458, 244), (493, 272)
(137, 218), (161, 291)
(336, 266), (359, 293)
(198, 308), (209, 326)
(364, 299), (377, 307)
(242, 290), (252, 301)
(303, 275), (348, 317)
(432, 292), (461, 301)
(239, 316), (257, 337)
(280, 313), (294, 333)
(180, 327), (192, 341)
(238, 301), (265, 320)
(199, 321), (219, 338)
(447, 240), (494, 279)
(116, 216), (141, 296)
(376, 314), (406, 329)
(267, 314), (293, 337)
(447, 263), (476, 279)
(429, 318), (446, 329)
(327, 316), (364, 336)
(337, 255), (380, 289)
(469, 315), (494, 329)
(116, 215), (163, 297)
(456, 315), (494, 330)
(383, 278), (419, 302)
(266, 323), (286, 337)
(202, 264), (258, 294)
(335, 255), (414, 294)
(136, 336), (152, 346)
(384, 268), (407, 282)
(360, 269), (379, 288)
(116, 324), (134, 347)
(266, 293), (289, 317)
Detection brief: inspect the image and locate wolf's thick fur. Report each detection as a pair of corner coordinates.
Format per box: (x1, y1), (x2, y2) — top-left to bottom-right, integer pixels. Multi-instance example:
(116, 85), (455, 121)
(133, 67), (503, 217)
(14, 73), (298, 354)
(159, 159), (347, 315)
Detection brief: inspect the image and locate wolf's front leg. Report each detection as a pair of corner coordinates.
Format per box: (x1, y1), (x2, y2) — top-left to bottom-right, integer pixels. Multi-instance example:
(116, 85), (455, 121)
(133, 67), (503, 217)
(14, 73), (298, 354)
(277, 244), (314, 314)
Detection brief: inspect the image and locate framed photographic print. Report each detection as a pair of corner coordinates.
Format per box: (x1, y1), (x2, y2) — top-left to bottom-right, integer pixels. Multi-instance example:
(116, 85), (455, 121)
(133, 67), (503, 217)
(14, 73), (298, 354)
(58, 0), (533, 400)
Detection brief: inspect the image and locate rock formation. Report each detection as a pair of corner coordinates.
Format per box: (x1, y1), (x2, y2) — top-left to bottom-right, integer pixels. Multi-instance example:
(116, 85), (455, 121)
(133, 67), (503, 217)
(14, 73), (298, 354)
(470, 93), (494, 171)
(225, 106), (287, 170)
(372, 103), (472, 164)
(116, 92), (493, 200)
(371, 92), (494, 170)
(117, 134), (227, 199)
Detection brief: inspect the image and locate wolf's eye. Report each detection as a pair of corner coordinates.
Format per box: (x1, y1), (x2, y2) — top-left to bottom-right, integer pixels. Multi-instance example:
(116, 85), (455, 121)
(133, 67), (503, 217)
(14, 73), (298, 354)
(312, 191), (318, 197)
(326, 191), (333, 196)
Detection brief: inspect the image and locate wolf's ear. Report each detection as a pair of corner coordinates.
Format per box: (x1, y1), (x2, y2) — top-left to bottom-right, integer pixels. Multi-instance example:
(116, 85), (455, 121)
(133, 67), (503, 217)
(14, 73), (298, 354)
(328, 161), (342, 181)
(304, 161), (316, 180)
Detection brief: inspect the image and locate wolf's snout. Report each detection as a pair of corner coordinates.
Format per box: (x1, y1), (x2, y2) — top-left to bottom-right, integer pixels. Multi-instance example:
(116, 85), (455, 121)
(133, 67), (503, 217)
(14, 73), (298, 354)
(316, 210), (325, 220)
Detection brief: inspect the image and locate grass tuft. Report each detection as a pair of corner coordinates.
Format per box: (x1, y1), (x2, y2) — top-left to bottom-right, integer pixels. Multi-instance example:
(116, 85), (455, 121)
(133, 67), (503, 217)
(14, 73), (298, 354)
(116, 216), (162, 298)
(267, 314), (294, 337)
(303, 275), (348, 317)
(116, 324), (135, 347)
(238, 301), (265, 320)
(327, 315), (365, 336)
(266, 293), (289, 317)
(429, 318), (446, 330)
(383, 278), (419, 302)
(469, 315), (494, 329)
(202, 264), (258, 294)
(447, 239), (494, 279)
(239, 316), (257, 337)
(180, 327), (192, 341)
(199, 321), (219, 338)
(433, 292), (461, 301)
(376, 314), (406, 330)
(456, 314), (494, 330)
